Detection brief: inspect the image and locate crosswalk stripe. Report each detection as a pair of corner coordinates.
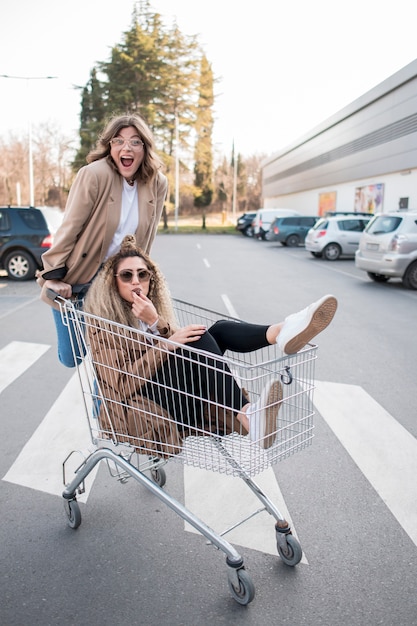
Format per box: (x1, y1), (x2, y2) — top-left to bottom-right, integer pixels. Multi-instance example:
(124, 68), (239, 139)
(184, 465), (307, 560)
(0, 341), (50, 394)
(2, 372), (98, 502)
(314, 380), (417, 548)
(3, 338), (416, 558)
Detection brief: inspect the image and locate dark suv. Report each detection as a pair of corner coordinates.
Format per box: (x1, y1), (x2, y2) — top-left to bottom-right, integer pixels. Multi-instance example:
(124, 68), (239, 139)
(0, 206), (54, 280)
(266, 216), (319, 246)
(236, 212), (256, 237)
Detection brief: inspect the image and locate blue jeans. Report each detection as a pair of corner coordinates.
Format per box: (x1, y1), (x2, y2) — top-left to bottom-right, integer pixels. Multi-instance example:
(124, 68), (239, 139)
(52, 305), (85, 368)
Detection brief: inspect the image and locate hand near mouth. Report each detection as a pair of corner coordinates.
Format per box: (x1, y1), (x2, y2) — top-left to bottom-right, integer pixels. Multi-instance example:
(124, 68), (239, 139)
(131, 290), (158, 326)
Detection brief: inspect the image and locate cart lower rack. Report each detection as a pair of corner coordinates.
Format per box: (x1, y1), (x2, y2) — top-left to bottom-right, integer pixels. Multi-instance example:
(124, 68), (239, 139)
(59, 297), (317, 605)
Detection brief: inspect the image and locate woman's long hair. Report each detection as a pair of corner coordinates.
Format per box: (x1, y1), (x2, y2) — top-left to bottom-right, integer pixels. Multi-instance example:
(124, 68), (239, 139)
(86, 114), (162, 183)
(84, 235), (178, 332)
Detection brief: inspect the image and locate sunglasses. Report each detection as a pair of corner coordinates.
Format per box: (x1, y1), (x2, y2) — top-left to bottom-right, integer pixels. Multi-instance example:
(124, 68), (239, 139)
(114, 269), (153, 283)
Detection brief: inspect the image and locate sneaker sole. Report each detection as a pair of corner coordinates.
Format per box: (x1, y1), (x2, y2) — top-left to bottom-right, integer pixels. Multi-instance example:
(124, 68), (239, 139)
(263, 380), (284, 449)
(284, 295), (337, 355)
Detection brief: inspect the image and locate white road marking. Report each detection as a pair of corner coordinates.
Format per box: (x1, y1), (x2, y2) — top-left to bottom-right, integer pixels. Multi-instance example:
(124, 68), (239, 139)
(3, 372), (98, 502)
(314, 380), (417, 548)
(0, 341), (50, 394)
(203, 258), (210, 268)
(0, 295), (41, 320)
(184, 465), (307, 561)
(3, 340), (417, 559)
(221, 294), (239, 318)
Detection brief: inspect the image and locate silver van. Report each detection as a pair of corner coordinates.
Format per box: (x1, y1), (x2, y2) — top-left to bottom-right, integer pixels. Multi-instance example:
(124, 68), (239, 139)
(252, 208), (301, 240)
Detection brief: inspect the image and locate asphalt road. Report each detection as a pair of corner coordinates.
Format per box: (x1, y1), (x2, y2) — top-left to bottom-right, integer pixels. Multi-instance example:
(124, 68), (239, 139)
(1, 234), (417, 626)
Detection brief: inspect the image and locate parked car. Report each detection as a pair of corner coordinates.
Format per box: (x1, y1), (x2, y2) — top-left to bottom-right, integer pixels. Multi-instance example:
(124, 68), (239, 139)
(266, 216), (319, 246)
(252, 208), (301, 240)
(355, 210), (417, 289)
(0, 206), (57, 280)
(236, 212), (256, 237)
(305, 213), (372, 260)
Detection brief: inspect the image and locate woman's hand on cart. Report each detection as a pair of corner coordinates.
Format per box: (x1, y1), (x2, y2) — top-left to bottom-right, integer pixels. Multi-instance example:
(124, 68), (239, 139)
(167, 324), (207, 348)
(44, 279), (73, 299)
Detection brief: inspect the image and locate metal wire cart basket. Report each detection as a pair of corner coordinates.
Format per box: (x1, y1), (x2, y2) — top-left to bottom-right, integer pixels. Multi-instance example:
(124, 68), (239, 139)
(59, 296), (317, 605)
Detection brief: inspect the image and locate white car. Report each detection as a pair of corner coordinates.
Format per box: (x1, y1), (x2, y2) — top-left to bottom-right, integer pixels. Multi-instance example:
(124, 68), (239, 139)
(355, 210), (417, 289)
(305, 214), (371, 260)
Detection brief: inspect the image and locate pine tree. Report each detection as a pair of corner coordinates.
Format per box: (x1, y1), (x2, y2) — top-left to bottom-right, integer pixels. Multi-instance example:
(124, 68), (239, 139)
(193, 56), (214, 227)
(73, 68), (106, 170)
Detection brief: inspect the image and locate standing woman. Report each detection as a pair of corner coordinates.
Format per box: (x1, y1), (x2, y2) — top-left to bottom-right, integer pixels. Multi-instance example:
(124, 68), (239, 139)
(37, 114), (167, 367)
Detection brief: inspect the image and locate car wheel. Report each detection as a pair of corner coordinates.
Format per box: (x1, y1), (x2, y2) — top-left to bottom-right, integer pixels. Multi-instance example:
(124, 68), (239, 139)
(244, 226), (254, 237)
(286, 234), (300, 247)
(367, 272), (390, 283)
(402, 261), (417, 289)
(4, 249), (37, 281)
(323, 243), (341, 261)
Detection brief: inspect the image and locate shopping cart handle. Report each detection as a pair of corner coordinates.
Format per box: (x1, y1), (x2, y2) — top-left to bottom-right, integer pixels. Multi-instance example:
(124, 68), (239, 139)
(46, 288), (60, 301)
(45, 283), (91, 302)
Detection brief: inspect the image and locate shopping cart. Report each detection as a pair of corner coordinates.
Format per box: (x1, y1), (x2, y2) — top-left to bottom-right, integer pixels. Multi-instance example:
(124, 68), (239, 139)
(57, 295), (317, 605)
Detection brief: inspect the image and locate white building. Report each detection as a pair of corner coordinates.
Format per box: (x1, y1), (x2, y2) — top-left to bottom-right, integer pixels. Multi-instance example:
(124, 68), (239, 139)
(262, 59), (417, 216)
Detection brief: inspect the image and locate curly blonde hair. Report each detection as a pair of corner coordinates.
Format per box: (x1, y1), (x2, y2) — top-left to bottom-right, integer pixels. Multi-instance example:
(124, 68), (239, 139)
(84, 235), (178, 331)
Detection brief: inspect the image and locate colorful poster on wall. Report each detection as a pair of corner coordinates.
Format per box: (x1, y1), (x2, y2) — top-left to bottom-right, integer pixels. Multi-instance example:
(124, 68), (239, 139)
(318, 191), (337, 216)
(354, 184), (384, 213)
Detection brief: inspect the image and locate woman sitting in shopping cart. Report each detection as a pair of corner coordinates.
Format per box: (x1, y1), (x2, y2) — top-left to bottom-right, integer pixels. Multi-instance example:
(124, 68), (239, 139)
(83, 235), (337, 453)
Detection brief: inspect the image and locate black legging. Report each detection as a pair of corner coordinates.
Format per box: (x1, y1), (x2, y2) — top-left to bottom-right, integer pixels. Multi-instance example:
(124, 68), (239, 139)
(143, 320), (269, 430)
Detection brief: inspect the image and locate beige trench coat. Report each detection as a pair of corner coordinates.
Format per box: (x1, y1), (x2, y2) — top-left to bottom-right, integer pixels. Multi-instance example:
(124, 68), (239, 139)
(37, 158), (167, 307)
(87, 317), (248, 456)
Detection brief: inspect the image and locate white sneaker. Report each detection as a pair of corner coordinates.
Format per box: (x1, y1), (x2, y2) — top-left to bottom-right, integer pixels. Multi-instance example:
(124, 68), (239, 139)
(246, 380), (283, 449)
(277, 294), (337, 355)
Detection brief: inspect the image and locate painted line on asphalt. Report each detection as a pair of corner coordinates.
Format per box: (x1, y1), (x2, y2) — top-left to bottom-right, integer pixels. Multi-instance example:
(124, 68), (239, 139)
(0, 341), (50, 394)
(3, 372), (97, 502)
(184, 465), (307, 560)
(314, 380), (417, 548)
(221, 293), (239, 319)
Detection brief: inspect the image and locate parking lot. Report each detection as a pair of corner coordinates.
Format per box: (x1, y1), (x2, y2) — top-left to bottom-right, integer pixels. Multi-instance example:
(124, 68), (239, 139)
(1, 234), (417, 625)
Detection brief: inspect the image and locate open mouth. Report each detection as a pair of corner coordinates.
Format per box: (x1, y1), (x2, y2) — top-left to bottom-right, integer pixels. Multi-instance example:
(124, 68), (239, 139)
(132, 288), (141, 295)
(121, 156), (134, 168)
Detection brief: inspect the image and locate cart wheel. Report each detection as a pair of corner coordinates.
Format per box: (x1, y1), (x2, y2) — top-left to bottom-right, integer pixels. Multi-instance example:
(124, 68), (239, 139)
(227, 568), (255, 605)
(150, 467), (166, 488)
(277, 534), (302, 566)
(64, 498), (82, 529)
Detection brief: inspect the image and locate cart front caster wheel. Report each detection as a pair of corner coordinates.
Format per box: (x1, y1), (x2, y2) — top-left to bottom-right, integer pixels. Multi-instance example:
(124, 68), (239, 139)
(277, 534), (302, 566)
(227, 568), (255, 605)
(64, 498), (82, 529)
(150, 467), (166, 488)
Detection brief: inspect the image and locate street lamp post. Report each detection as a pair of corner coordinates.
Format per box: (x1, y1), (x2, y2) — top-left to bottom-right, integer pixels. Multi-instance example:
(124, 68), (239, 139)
(0, 74), (57, 206)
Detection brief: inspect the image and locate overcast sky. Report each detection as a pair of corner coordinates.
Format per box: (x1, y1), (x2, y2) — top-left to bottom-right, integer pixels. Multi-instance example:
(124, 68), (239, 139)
(1, 0), (417, 157)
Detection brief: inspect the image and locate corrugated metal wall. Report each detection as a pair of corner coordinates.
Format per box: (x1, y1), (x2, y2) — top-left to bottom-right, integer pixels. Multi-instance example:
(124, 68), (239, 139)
(262, 60), (417, 204)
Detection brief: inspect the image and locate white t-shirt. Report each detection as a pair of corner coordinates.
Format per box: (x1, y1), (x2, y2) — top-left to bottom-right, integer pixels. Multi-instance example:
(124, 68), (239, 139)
(104, 180), (139, 259)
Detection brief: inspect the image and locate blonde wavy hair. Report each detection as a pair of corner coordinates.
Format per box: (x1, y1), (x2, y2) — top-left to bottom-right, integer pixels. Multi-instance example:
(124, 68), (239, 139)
(86, 114), (163, 183)
(84, 235), (178, 331)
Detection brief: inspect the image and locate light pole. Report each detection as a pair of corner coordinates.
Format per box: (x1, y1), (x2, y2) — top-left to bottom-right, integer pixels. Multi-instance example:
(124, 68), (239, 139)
(0, 74), (58, 206)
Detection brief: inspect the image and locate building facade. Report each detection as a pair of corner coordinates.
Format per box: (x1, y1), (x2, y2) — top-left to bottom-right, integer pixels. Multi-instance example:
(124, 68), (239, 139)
(262, 59), (417, 216)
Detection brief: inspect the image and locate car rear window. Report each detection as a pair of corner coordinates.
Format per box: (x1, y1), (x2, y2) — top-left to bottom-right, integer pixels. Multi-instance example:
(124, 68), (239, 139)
(18, 209), (48, 230)
(312, 219), (328, 230)
(0, 210), (11, 231)
(338, 219), (368, 232)
(366, 215), (402, 234)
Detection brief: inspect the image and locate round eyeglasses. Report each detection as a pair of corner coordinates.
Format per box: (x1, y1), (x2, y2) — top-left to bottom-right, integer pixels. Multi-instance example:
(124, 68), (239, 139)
(114, 269), (152, 283)
(110, 137), (144, 150)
